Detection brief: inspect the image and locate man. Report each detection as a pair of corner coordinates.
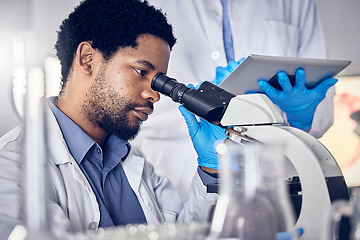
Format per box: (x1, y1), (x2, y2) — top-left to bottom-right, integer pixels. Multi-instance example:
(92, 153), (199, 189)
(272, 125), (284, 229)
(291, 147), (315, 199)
(0, 0), (219, 239)
(136, 0), (337, 198)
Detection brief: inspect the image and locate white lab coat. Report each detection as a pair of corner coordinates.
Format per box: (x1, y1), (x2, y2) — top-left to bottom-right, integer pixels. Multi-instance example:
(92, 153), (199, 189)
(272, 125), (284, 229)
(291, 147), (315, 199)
(0, 102), (218, 240)
(134, 0), (335, 198)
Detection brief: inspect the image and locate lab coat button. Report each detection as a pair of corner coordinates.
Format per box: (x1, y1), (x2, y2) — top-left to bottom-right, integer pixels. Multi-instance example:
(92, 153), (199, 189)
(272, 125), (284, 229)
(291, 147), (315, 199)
(88, 222), (98, 231)
(211, 51), (220, 60)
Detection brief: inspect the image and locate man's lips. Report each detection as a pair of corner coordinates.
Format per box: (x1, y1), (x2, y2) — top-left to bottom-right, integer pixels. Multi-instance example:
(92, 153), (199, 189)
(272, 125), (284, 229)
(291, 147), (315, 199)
(133, 108), (153, 121)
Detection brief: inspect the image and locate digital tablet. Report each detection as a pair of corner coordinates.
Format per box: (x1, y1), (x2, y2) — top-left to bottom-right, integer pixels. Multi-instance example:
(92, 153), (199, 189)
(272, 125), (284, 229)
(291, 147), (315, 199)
(218, 54), (351, 95)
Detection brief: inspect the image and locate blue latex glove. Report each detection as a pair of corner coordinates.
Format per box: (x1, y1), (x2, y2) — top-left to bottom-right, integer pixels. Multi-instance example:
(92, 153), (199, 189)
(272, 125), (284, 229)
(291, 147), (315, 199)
(179, 105), (226, 169)
(258, 69), (337, 131)
(276, 228), (304, 240)
(212, 58), (245, 85)
(179, 59), (244, 169)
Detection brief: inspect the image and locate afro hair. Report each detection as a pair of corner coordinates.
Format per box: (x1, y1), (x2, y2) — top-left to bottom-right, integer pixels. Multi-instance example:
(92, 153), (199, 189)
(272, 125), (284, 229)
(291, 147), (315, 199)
(55, 0), (176, 88)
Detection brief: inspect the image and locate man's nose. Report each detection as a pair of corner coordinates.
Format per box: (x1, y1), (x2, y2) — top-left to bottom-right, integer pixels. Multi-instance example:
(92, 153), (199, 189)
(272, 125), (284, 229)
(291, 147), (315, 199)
(142, 87), (160, 103)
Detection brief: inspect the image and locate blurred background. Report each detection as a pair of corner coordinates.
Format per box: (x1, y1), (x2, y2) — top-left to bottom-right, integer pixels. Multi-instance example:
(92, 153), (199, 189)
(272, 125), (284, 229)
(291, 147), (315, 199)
(0, 0), (359, 185)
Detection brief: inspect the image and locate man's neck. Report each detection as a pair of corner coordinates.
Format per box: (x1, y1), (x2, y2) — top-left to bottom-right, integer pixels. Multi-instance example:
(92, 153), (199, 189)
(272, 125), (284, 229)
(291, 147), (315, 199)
(55, 95), (109, 147)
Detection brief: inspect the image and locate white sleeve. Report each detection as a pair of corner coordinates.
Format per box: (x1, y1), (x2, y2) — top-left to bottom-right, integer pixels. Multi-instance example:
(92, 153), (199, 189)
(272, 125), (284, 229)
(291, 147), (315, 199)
(177, 173), (219, 222)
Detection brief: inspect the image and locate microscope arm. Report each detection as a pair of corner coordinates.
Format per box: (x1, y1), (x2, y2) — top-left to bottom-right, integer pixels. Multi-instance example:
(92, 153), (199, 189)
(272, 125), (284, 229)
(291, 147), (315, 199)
(219, 93), (283, 127)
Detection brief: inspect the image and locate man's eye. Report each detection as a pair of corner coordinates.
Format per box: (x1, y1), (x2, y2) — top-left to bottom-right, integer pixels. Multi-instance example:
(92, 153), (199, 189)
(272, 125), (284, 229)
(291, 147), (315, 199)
(134, 68), (147, 76)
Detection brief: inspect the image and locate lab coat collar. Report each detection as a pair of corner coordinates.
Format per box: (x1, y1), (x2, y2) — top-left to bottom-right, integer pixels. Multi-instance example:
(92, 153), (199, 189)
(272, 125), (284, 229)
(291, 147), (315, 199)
(44, 97), (102, 196)
(47, 97), (95, 165)
(121, 151), (145, 193)
(45, 98), (75, 165)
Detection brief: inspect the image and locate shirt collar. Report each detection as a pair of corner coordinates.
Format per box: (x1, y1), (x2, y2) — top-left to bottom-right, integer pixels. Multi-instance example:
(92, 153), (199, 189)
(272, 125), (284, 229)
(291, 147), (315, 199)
(104, 134), (131, 162)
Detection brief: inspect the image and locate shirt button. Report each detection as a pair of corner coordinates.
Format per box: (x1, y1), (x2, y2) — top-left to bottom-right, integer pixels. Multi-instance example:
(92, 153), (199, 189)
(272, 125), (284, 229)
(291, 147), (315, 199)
(88, 222), (98, 231)
(211, 51), (220, 60)
(96, 148), (101, 154)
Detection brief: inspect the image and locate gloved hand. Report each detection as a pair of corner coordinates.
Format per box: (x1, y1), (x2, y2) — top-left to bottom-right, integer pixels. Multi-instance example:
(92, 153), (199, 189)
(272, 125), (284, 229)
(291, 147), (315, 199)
(258, 68), (337, 131)
(276, 228), (304, 240)
(179, 59), (244, 169)
(179, 105), (226, 169)
(212, 58), (245, 85)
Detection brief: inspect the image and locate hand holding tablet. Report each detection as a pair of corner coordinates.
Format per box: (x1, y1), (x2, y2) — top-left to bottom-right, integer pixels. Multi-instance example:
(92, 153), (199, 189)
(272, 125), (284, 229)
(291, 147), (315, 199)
(258, 68), (338, 130)
(216, 54), (351, 130)
(218, 54), (351, 95)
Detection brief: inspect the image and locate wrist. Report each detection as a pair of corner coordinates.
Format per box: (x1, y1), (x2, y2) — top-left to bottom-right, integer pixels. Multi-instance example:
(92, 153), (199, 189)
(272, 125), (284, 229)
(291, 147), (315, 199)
(200, 166), (219, 174)
(287, 117), (312, 131)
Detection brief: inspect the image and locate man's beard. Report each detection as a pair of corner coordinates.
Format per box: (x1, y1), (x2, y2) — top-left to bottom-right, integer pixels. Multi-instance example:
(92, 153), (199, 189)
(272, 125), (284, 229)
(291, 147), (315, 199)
(82, 64), (152, 141)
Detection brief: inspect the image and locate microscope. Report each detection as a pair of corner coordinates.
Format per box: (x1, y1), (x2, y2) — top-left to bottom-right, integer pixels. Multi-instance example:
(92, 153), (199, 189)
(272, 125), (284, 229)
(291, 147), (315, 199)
(151, 72), (350, 240)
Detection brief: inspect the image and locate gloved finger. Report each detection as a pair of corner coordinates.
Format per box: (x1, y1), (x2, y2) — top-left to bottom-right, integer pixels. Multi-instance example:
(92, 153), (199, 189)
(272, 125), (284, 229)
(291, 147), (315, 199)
(296, 228), (304, 237)
(258, 80), (280, 98)
(211, 78), (221, 86)
(277, 71), (293, 95)
(178, 105), (199, 139)
(276, 232), (291, 240)
(227, 60), (240, 72)
(245, 89), (264, 94)
(188, 83), (196, 89)
(214, 66), (231, 85)
(203, 120), (227, 138)
(276, 228), (304, 240)
(294, 68), (306, 91)
(216, 66), (231, 77)
(237, 57), (245, 65)
(313, 77), (338, 94)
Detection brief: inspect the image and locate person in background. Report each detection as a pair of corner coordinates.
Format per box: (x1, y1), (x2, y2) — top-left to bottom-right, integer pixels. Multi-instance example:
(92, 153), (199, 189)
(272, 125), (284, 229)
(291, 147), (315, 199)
(134, 0), (337, 198)
(0, 0), (221, 239)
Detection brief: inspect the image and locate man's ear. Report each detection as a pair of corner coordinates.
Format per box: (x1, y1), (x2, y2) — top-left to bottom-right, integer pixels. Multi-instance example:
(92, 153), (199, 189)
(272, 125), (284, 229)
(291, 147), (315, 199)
(76, 41), (94, 74)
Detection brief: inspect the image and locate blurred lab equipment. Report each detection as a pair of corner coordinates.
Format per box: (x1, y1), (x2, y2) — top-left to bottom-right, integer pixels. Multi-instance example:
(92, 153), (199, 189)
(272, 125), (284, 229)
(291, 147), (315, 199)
(8, 34), (55, 240)
(207, 142), (297, 240)
(11, 34), (27, 118)
(67, 222), (210, 240)
(322, 188), (360, 240)
(23, 67), (52, 240)
(152, 72), (350, 239)
(350, 111), (360, 137)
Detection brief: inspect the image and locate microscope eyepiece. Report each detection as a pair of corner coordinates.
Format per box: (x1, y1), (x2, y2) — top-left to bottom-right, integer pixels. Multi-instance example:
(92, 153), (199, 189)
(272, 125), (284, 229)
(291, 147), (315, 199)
(151, 72), (190, 103)
(151, 72), (235, 126)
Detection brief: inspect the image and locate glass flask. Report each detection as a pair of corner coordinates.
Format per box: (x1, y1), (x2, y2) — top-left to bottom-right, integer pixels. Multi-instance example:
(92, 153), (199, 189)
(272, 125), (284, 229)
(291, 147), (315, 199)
(207, 140), (297, 240)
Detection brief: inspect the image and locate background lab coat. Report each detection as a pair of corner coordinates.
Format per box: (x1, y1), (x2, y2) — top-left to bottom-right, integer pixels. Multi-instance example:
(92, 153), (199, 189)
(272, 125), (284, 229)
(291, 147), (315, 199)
(0, 101), (218, 240)
(133, 0), (335, 198)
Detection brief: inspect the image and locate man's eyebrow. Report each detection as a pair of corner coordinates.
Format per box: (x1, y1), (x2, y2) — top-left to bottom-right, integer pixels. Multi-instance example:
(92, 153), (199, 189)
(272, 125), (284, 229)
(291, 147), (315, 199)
(136, 59), (155, 70)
